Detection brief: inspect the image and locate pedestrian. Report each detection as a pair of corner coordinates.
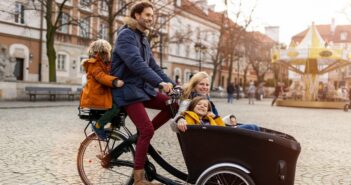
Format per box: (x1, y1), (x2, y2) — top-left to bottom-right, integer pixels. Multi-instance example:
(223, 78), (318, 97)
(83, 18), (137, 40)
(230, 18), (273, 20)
(111, 2), (174, 185)
(79, 39), (124, 140)
(271, 82), (284, 106)
(226, 82), (235, 103)
(235, 83), (241, 100)
(248, 81), (256, 104)
(257, 83), (264, 101)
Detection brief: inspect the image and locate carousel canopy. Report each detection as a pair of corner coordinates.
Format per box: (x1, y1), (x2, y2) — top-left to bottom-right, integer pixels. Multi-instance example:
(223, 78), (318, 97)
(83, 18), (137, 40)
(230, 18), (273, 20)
(272, 23), (351, 74)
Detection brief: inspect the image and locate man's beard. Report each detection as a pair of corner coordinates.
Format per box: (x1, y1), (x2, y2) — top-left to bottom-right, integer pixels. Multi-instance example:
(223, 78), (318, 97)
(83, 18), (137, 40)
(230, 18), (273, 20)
(138, 18), (153, 30)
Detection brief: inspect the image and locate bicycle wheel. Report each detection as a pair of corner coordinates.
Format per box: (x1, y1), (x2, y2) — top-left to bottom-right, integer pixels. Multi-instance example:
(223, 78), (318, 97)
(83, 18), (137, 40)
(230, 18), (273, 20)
(77, 130), (135, 185)
(197, 166), (255, 185)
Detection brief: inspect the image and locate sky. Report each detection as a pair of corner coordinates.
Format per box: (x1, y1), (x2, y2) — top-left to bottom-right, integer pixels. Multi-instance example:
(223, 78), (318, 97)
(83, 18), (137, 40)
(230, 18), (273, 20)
(207, 0), (350, 45)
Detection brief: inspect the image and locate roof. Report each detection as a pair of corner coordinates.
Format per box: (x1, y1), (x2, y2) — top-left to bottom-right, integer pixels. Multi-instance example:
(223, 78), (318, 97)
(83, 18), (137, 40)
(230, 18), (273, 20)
(292, 24), (351, 44)
(179, 0), (229, 26)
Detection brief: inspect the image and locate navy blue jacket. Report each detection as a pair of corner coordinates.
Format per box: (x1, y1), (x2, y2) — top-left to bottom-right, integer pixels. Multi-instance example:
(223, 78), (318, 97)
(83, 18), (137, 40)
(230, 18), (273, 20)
(111, 19), (174, 107)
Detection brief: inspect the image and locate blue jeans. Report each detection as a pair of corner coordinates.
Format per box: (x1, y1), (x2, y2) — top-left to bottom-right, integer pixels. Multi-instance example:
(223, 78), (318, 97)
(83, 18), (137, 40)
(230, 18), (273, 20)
(237, 124), (260, 131)
(227, 94), (234, 103)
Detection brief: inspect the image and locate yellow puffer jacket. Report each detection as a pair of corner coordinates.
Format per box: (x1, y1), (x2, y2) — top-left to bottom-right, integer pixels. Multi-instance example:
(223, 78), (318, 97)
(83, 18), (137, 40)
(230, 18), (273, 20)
(183, 111), (225, 126)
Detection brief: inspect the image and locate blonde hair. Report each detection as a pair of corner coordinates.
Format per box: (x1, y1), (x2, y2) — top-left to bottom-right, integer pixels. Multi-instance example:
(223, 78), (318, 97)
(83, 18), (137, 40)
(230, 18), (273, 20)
(87, 39), (112, 61)
(182, 71), (210, 99)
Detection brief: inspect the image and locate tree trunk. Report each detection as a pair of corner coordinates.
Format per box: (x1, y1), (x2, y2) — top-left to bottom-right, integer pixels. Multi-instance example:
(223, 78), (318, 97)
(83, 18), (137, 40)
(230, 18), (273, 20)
(45, 0), (56, 82)
(107, 0), (115, 45)
(227, 53), (234, 86)
(46, 28), (56, 82)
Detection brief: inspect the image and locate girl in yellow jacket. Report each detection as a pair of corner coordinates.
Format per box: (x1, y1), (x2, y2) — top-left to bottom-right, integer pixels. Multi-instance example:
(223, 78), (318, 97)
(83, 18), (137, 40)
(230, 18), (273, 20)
(175, 96), (225, 132)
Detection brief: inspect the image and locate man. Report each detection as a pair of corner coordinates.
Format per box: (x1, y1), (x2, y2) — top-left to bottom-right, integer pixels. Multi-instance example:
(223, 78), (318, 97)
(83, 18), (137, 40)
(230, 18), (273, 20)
(226, 82), (235, 103)
(111, 2), (174, 185)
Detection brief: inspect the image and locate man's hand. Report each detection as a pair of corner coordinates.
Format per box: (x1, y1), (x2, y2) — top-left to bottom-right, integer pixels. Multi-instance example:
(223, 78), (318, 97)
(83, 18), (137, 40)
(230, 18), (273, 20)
(159, 82), (172, 93)
(177, 118), (187, 132)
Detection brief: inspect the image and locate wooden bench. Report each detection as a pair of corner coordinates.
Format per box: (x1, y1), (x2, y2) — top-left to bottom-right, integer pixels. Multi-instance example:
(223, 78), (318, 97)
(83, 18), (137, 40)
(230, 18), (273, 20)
(25, 87), (75, 101)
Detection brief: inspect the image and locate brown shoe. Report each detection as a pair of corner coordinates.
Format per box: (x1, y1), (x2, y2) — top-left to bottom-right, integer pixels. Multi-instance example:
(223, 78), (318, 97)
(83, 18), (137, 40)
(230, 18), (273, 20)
(133, 169), (162, 185)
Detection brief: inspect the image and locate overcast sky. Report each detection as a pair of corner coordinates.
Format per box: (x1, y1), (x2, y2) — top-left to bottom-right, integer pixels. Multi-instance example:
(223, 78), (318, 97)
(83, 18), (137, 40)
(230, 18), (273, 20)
(207, 0), (350, 44)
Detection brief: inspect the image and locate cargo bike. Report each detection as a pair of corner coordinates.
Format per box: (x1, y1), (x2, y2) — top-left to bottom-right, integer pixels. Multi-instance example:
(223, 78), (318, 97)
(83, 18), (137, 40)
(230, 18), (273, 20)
(77, 88), (301, 185)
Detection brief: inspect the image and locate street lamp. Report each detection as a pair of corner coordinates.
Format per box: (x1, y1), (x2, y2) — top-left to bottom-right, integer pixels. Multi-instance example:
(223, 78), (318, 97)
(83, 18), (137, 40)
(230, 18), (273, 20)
(194, 42), (207, 71)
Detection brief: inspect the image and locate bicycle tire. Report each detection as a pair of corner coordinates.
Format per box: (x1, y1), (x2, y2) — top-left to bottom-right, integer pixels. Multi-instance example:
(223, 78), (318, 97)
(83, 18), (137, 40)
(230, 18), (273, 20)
(77, 130), (135, 185)
(196, 166), (255, 185)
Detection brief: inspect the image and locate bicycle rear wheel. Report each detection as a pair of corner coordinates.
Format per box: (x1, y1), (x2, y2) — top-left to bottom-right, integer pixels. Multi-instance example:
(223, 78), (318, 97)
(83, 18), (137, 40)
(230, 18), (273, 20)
(77, 130), (135, 185)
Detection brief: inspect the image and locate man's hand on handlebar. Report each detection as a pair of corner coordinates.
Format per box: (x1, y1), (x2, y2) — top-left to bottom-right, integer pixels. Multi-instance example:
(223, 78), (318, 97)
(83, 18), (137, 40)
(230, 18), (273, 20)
(159, 82), (173, 94)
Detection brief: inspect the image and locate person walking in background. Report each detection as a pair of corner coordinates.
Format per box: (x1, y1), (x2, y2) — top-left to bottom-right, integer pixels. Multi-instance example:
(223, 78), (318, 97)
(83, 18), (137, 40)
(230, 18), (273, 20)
(226, 82), (235, 104)
(235, 83), (241, 100)
(248, 81), (256, 104)
(111, 2), (174, 184)
(271, 82), (284, 106)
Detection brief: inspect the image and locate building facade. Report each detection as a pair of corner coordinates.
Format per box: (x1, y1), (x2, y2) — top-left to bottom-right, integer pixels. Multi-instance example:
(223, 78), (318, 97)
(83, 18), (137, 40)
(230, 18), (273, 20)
(0, 0), (277, 93)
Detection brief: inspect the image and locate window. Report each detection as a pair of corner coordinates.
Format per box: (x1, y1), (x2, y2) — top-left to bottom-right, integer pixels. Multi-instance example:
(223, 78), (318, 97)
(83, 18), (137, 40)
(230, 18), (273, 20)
(185, 44), (190, 58)
(196, 27), (200, 40)
(79, 18), (90, 38)
(176, 42), (180, 56)
(57, 54), (67, 71)
(117, 0), (127, 16)
(340, 32), (348, 41)
(80, 0), (91, 7)
(15, 2), (25, 24)
(100, 0), (108, 12)
(80, 56), (88, 73)
(58, 13), (69, 33)
(99, 23), (108, 40)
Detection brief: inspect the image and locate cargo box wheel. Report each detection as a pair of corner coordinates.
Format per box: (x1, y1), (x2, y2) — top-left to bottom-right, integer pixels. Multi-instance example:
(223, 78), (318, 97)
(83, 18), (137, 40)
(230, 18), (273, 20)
(196, 166), (255, 185)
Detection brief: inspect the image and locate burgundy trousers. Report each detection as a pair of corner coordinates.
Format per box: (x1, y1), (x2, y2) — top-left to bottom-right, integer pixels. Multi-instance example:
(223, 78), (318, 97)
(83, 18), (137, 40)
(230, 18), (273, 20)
(124, 92), (171, 169)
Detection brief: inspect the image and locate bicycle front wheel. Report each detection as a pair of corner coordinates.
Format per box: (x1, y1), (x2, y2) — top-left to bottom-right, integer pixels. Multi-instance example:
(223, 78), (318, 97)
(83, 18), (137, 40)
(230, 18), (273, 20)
(77, 130), (135, 185)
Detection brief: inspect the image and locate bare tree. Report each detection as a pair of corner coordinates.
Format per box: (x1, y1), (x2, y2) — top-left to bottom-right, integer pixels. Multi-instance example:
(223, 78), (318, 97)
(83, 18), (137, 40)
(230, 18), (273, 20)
(244, 32), (274, 84)
(223, 0), (256, 87)
(31, 0), (80, 82)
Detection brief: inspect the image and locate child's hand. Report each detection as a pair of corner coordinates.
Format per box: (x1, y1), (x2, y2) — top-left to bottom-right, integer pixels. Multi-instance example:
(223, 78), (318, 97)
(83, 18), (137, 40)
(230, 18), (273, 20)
(114, 79), (124, 88)
(207, 112), (215, 118)
(177, 118), (187, 132)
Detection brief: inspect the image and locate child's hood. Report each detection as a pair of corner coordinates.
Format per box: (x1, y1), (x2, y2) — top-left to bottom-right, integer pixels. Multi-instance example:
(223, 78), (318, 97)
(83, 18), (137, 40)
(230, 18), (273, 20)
(80, 58), (97, 71)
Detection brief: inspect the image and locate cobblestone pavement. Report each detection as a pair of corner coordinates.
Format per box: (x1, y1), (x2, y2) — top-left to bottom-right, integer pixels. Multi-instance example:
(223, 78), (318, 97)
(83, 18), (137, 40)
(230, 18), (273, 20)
(1, 99), (351, 184)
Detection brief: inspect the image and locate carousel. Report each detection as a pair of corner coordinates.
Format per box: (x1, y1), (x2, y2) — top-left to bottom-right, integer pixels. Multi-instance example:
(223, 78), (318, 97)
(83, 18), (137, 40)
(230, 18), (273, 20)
(271, 23), (351, 109)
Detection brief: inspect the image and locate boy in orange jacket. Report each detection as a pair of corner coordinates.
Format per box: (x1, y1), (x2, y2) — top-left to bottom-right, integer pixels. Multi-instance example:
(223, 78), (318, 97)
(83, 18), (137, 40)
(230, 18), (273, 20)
(80, 39), (124, 140)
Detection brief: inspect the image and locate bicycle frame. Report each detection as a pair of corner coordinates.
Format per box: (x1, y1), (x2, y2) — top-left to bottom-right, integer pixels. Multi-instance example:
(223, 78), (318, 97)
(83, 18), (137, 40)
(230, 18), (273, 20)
(87, 88), (188, 184)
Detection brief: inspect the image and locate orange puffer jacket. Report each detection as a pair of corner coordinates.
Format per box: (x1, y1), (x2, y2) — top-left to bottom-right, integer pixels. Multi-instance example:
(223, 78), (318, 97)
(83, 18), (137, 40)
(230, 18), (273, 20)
(80, 58), (117, 109)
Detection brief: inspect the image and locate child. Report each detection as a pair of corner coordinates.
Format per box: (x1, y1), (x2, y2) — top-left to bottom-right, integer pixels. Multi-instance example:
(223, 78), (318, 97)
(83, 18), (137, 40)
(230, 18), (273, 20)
(223, 114), (260, 131)
(80, 39), (124, 140)
(175, 96), (225, 132)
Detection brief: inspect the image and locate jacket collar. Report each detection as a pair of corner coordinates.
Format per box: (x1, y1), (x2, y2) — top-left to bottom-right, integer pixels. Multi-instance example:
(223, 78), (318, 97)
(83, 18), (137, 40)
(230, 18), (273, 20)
(123, 17), (149, 36)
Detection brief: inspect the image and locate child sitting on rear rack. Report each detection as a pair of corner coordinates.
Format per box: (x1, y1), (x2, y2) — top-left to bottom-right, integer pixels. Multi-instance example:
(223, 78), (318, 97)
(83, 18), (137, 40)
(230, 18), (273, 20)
(174, 96), (225, 132)
(80, 39), (124, 140)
